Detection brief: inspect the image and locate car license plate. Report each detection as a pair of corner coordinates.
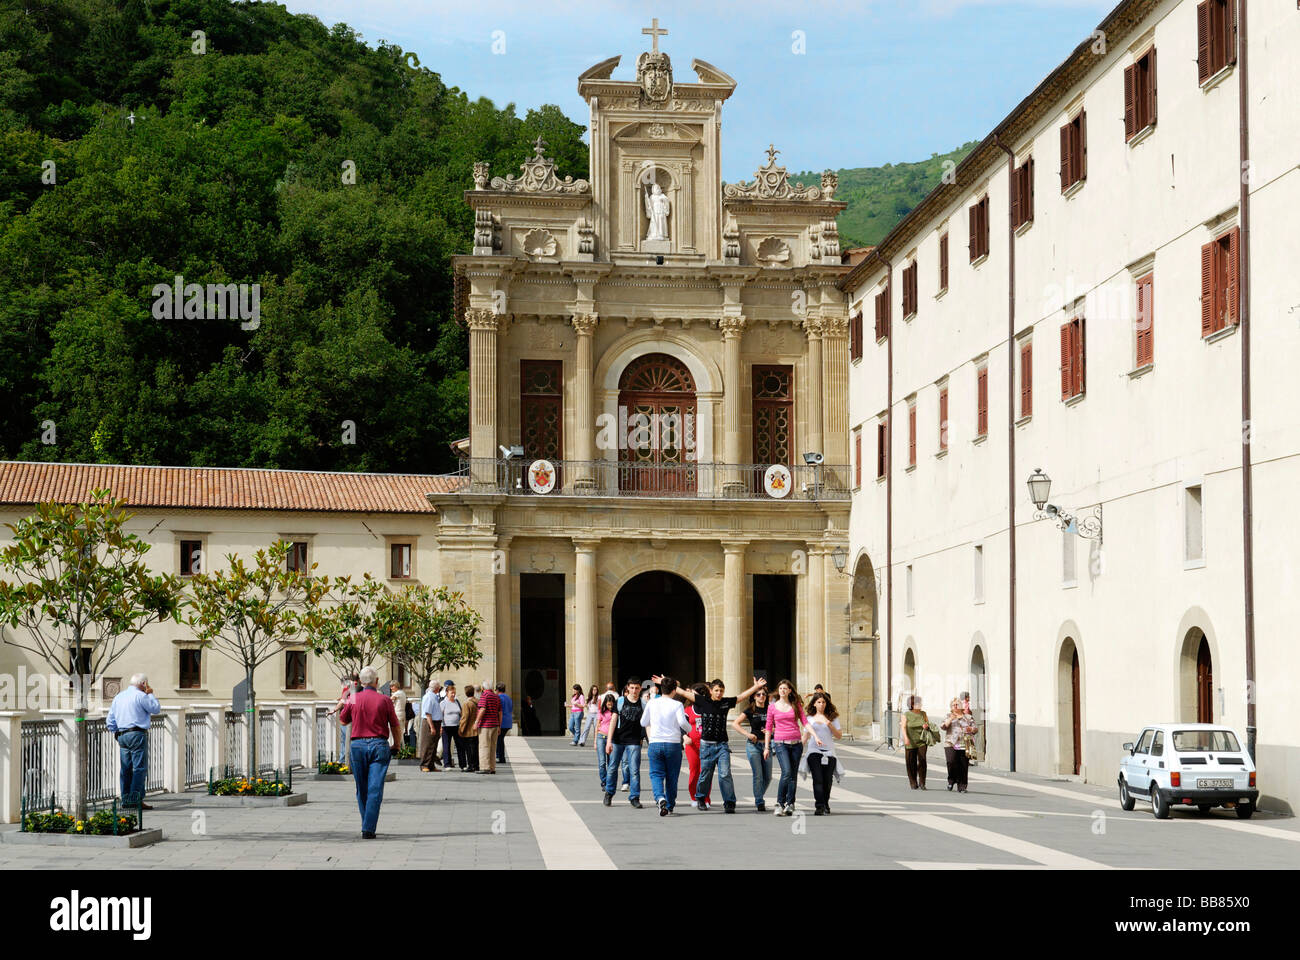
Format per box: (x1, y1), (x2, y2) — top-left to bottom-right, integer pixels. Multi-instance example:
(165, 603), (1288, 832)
(1198, 778), (1233, 789)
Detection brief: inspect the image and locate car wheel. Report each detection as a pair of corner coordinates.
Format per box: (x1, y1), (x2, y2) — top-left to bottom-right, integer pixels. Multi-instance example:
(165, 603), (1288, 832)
(1150, 785), (1170, 819)
(1236, 801), (1254, 820)
(1119, 778), (1135, 811)
(1197, 804), (1212, 814)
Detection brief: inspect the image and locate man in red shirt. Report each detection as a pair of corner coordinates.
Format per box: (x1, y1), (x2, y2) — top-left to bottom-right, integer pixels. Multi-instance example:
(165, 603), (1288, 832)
(474, 678), (502, 774)
(339, 666), (404, 838)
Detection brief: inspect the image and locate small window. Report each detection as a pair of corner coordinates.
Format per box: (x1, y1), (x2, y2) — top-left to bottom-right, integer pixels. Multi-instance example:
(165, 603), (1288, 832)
(968, 196), (990, 262)
(285, 650), (307, 691)
(1059, 111), (1087, 192)
(975, 366), (989, 437)
(180, 648), (202, 689)
(1185, 485), (1205, 563)
(938, 388), (949, 452)
(973, 544), (985, 604)
(1060, 317), (1086, 400)
(905, 564), (914, 616)
(876, 422), (888, 479)
(874, 288), (890, 341)
(850, 312), (863, 360)
(1019, 341), (1033, 418)
(1197, 0), (1237, 85)
(902, 261), (919, 319)
(907, 404), (917, 467)
(180, 539), (203, 576)
(1151, 730), (1165, 758)
(390, 543), (412, 579)
(1201, 229), (1239, 337)
(1125, 49), (1157, 140)
(938, 234), (950, 292)
(286, 541), (309, 573)
(69, 646), (92, 679)
(1063, 530), (1077, 586)
(1135, 273), (1154, 367)
(1011, 157), (1035, 229)
(853, 428), (862, 488)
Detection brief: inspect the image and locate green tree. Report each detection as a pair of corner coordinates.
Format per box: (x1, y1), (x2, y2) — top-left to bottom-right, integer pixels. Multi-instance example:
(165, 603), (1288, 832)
(385, 584), (483, 691)
(304, 573), (404, 681)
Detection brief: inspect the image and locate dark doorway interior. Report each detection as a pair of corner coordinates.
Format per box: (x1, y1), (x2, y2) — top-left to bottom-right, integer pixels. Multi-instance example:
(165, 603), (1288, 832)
(1196, 636), (1213, 723)
(1071, 648), (1082, 776)
(611, 571), (704, 686)
(520, 573), (564, 733)
(752, 574), (796, 685)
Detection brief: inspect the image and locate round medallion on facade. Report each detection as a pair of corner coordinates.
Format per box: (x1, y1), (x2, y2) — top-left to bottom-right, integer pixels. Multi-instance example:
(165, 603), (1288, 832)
(763, 463), (792, 499)
(527, 459), (557, 494)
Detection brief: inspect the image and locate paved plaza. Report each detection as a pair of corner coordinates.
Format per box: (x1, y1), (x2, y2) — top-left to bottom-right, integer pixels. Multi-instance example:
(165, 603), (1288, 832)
(3, 734), (1297, 869)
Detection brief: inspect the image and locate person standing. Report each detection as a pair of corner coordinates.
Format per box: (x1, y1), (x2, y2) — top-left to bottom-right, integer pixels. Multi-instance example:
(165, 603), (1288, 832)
(568, 685), (586, 745)
(676, 675), (766, 814)
(941, 697), (977, 793)
(326, 674), (360, 760)
(603, 678), (645, 808)
(389, 681), (410, 750)
(496, 683), (513, 764)
(902, 695), (935, 790)
(577, 684), (600, 746)
(419, 680), (442, 771)
(801, 691), (844, 815)
(594, 692), (617, 794)
(105, 673), (160, 810)
(339, 666), (403, 838)
(474, 679), (501, 774)
(733, 687), (772, 812)
(459, 685), (480, 772)
(440, 682), (464, 771)
(764, 679), (806, 816)
(640, 676), (692, 817)
(683, 685), (712, 809)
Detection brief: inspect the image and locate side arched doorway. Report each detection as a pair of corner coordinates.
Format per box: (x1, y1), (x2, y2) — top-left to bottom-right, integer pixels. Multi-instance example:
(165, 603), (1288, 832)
(618, 353), (696, 494)
(902, 647), (917, 709)
(969, 644), (987, 758)
(1179, 628), (1214, 723)
(611, 571), (704, 686)
(849, 553), (878, 725)
(1057, 638), (1082, 776)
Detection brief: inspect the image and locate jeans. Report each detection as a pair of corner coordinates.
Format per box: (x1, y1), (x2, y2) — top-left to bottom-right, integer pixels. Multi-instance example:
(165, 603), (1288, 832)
(807, 753), (837, 809)
(745, 739), (772, 806)
(569, 712), (583, 743)
(696, 740), (735, 804)
(647, 741), (684, 809)
(478, 727), (499, 772)
(772, 741), (803, 807)
(349, 737), (392, 834)
(117, 729), (148, 806)
(596, 734), (609, 791)
(497, 726), (510, 763)
(441, 724), (461, 769)
(578, 712), (596, 746)
(605, 742), (641, 799)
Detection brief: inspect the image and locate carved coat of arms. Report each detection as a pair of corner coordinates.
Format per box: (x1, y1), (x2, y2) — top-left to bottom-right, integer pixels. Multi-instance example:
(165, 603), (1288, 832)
(637, 51), (672, 103)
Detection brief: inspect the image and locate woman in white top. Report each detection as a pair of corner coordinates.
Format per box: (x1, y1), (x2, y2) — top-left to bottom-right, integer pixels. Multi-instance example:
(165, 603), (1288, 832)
(800, 691), (844, 815)
(577, 684), (600, 746)
(440, 685), (463, 771)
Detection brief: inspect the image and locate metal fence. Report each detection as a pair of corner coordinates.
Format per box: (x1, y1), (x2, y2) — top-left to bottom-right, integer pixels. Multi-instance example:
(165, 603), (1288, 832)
(315, 707), (331, 762)
(85, 717), (119, 803)
(20, 719), (60, 811)
(146, 715), (166, 793)
(185, 713), (208, 787)
(225, 711), (245, 775)
(289, 709), (304, 769)
(257, 710), (276, 773)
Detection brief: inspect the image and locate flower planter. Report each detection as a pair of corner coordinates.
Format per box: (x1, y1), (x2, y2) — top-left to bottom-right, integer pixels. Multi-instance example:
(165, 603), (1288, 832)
(394, 758), (423, 767)
(309, 771), (396, 782)
(2, 828), (164, 848)
(190, 793), (308, 807)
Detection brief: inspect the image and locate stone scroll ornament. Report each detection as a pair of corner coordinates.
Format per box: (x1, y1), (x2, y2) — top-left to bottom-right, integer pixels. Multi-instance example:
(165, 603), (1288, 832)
(722, 145), (835, 202)
(486, 137), (590, 194)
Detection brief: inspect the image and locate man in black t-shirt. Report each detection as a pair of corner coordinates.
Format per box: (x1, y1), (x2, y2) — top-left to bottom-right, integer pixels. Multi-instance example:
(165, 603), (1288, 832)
(603, 678), (645, 808)
(676, 675), (766, 813)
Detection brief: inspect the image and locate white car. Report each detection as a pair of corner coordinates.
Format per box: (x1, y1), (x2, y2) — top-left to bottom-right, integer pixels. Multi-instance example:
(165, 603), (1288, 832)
(1118, 723), (1258, 819)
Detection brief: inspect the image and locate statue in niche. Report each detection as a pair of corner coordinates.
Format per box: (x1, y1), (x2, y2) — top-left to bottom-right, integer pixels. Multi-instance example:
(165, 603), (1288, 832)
(643, 182), (671, 241)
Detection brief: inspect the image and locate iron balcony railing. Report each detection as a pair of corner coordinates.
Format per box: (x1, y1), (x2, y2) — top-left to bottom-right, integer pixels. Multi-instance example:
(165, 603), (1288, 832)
(185, 713), (209, 787)
(456, 458), (851, 501)
(289, 708), (305, 769)
(146, 714), (166, 794)
(85, 717), (119, 803)
(20, 719), (60, 811)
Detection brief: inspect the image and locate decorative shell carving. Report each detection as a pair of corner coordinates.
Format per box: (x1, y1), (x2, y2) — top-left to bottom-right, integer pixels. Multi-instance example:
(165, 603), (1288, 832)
(756, 236), (791, 264)
(522, 228), (559, 258)
(487, 136), (590, 194)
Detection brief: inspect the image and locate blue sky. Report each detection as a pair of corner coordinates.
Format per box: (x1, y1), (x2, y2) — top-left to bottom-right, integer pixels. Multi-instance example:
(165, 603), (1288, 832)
(285, 0), (1115, 180)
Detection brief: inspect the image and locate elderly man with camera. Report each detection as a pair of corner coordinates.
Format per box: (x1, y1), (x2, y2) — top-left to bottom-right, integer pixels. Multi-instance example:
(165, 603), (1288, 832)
(105, 673), (161, 810)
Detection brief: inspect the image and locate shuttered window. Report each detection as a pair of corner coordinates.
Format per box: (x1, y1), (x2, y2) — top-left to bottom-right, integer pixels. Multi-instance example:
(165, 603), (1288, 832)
(874, 288), (890, 341)
(1197, 0), (1237, 85)
(1059, 111), (1087, 192)
(902, 262), (919, 318)
(976, 366), (988, 437)
(968, 197), (990, 262)
(939, 234), (950, 291)
(1201, 227), (1240, 337)
(1124, 48), (1157, 141)
(907, 405), (917, 467)
(853, 428), (862, 487)
(938, 388), (949, 452)
(1020, 342), (1033, 418)
(850, 311), (863, 360)
(876, 422), (888, 479)
(1059, 318), (1086, 400)
(1135, 273), (1154, 366)
(1011, 158), (1035, 229)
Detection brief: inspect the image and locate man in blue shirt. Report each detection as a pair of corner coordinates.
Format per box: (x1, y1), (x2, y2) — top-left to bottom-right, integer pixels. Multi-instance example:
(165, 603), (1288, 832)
(495, 682), (514, 764)
(105, 673), (161, 809)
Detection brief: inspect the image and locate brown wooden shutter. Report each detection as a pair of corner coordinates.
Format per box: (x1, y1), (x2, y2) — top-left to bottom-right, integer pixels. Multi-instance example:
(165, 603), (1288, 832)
(1060, 123), (1072, 192)
(1227, 0), (1238, 68)
(1226, 226), (1240, 325)
(1060, 322), (1073, 398)
(1148, 48), (1158, 127)
(976, 367), (988, 435)
(851, 312), (862, 359)
(1136, 274), (1154, 367)
(855, 431), (862, 486)
(908, 406), (917, 467)
(1200, 241), (1216, 336)
(1010, 164), (1022, 228)
(939, 234), (949, 290)
(1025, 160), (1035, 224)
(969, 203), (978, 261)
(1197, 1), (1211, 83)
(938, 389), (948, 450)
(1076, 317), (1086, 396)
(877, 422), (887, 478)
(1020, 342), (1033, 418)
(1124, 64), (1137, 140)
(1078, 111), (1088, 183)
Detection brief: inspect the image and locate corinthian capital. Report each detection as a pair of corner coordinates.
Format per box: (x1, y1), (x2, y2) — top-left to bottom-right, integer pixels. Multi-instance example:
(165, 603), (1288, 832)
(718, 314), (747, 338)
(571, 313), (599, 336)
(465, 307), (500, 331)
(803, 314), (826, 338)
(821, 312), (850, 337)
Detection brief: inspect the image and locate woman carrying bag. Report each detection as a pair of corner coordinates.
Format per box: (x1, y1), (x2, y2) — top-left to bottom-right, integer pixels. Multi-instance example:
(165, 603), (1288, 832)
(901, 695), (937, 790)
(941, 696), (978, 792)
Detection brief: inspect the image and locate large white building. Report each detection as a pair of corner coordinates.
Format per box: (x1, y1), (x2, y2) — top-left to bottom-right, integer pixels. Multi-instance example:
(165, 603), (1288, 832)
(842, 0), (1299, 812)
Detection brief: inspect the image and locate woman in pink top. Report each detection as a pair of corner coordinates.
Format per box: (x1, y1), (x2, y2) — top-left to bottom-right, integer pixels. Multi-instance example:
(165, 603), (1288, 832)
(763, 679), (806, 816)
(595, 692), (618, 793)
(569, 685), (586, 745)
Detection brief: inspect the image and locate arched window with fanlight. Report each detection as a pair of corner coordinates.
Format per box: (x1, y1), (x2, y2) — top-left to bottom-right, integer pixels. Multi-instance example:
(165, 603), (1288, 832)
(617, 353), (696, 494)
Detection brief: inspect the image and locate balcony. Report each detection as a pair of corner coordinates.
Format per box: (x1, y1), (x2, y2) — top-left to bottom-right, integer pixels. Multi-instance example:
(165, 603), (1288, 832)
(453, 458), (850, 502)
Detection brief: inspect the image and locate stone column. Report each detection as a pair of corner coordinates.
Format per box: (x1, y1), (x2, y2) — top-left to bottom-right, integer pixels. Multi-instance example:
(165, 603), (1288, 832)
(494, 536), (513, 694)
(805, 315), (825, 460)
(160, 705), (186, 794)
(720, 314), (747, 493)
(572, 313), (599, 490)
(0, 711), (23, 823)
(722, 541), (749, 703)
(573, 539), (600, 691)
(821, 310), (851, 471)
(806, 545), (827, 693)
(466, 307), (500, 487)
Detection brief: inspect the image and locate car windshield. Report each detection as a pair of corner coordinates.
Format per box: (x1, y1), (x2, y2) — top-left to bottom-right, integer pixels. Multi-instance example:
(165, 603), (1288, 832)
(1172, 730), (1241, 753)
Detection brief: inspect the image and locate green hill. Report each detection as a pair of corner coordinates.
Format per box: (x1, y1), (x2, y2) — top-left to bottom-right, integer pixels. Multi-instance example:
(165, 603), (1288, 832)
(792, 141), (979, 249)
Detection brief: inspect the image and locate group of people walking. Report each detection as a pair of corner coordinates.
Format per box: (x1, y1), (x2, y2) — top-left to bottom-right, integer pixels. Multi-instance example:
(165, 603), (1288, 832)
(900, 694), (980, 791)
(577, 675), (846, 817)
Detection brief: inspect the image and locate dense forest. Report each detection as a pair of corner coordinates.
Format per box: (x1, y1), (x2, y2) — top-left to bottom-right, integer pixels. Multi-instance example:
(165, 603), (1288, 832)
(0, 0), (588, 473)
(793, 140), (979, 248)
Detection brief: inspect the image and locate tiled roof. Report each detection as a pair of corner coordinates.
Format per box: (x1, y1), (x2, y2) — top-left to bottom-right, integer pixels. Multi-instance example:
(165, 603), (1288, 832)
(0, 461), (466, 514)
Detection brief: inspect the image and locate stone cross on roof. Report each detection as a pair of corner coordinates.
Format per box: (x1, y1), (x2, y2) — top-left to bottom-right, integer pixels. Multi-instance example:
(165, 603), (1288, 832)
(642, 18), (668, 54)
(766, 143), (780, 164)
(531, 135), (548, 157)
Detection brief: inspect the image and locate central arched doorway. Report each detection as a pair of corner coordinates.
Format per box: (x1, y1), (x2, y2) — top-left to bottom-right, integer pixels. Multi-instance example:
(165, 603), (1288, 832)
(611, 571), (704, 686)
(1179, 627), (1214, 723)
(969, 643), (987, 759)
(1057, 638), (1082, 776)
(618, 353), (696, 494)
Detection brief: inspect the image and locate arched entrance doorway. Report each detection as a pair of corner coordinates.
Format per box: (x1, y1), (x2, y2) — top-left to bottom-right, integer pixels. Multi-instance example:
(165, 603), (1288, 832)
(1179, 628), (1214, 723)
(969, 644), (987, 758)
(611, 571), (704, 686)
(848, 553), (878, 725)
(618, 353), (696, 494)
(902, 647), (917, 709)
(1057, 638), (1082, 776)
